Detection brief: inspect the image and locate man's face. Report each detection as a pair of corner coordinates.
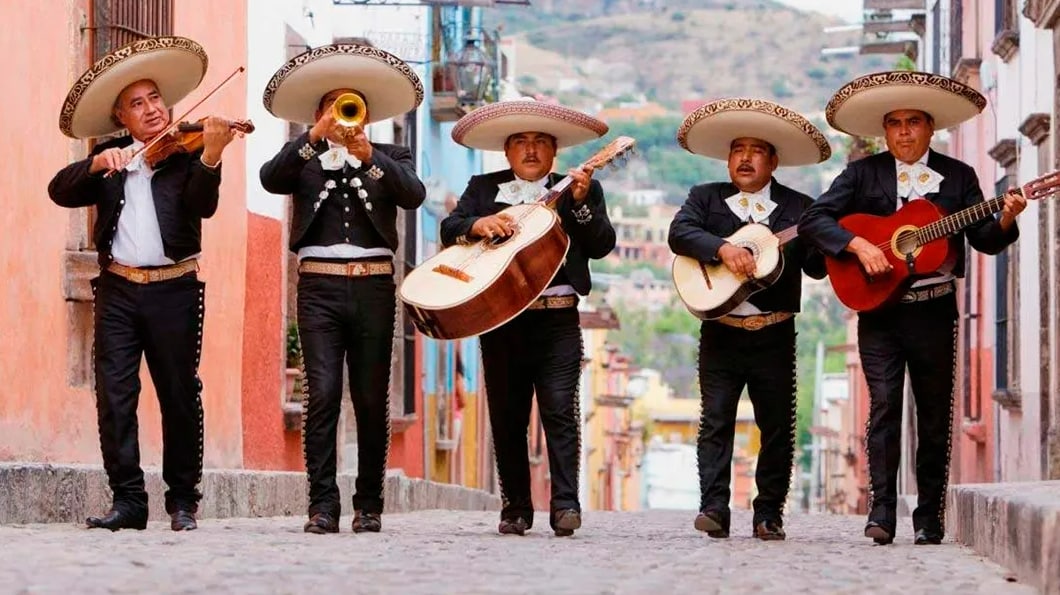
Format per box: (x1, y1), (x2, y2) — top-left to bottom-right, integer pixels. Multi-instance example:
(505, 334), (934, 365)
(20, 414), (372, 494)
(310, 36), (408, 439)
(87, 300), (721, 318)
(315, 88), (368, 122)
(883, 109), (934, 164)
(505, 132), (557, 181)
(727, 137), (778, 193)
(114, 79), (169, 141)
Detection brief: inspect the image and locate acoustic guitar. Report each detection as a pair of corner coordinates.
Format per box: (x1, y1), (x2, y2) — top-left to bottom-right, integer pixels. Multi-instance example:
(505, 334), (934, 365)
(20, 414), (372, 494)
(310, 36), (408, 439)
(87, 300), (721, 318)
(672, 223), (798, 320)
(825, 170), (1060, 312)
(399, 136), (637, 340)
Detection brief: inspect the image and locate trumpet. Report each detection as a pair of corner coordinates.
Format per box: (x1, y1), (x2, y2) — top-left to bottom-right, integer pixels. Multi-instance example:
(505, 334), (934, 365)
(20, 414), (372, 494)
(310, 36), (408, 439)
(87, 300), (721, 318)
(332, 92), (367, 129)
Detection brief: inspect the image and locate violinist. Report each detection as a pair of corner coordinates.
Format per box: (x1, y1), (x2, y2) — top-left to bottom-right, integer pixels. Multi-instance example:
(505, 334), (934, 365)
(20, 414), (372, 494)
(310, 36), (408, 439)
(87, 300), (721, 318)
(47, 36), (238, 532)
(260, 42), (425, 535)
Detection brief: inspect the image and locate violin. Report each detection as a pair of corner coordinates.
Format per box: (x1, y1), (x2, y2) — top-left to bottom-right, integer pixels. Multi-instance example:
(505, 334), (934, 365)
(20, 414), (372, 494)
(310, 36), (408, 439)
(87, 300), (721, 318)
(144, 118), (255, 168)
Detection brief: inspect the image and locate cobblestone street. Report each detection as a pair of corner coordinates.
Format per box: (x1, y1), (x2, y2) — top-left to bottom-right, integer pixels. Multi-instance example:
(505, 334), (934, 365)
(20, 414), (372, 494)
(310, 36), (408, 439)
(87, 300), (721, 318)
(0, 510), (1034, 594)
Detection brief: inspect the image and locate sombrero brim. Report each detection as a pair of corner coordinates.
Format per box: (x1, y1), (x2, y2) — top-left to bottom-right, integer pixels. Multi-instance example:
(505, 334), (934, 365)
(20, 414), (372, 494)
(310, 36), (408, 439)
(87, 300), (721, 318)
(677, 99), (831, 166)
(827, 71), (987, 138)
(59, 36), (207, 139)
(451, 101), (608, 151)
(263, 44), (423, 125)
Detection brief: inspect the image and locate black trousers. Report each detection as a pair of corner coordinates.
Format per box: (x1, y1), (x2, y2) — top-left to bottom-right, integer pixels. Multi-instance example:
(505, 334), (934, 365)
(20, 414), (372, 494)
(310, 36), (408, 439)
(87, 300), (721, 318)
(697, 318), (797, 527)
(92, 270), (205, 515)
(479, 306), (582, 530)
(298, 271), (395, 518)
(858, 292), (958, 534)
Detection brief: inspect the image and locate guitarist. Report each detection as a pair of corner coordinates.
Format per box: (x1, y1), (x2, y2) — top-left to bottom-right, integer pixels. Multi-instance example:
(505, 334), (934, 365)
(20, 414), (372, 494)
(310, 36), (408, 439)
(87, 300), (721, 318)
(798, 72), (1026, 545)
(259, 43), (426, 534)
(669, 99), (830, 540)
(440, 99), (615, 537)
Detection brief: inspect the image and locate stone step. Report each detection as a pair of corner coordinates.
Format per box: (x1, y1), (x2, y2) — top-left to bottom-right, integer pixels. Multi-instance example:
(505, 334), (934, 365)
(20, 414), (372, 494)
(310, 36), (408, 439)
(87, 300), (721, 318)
(947, 481), (1060, 594)
(0, 463), (500, 524)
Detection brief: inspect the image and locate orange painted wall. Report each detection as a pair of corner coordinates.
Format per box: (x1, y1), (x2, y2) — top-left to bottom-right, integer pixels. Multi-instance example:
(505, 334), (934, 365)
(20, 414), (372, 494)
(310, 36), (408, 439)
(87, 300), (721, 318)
(0, 0), (98, 462)
(240, 213), (300, 470)
(0, 1), (257, 470)
(389, 335), (426, 478)
(172, 0), (250, 469)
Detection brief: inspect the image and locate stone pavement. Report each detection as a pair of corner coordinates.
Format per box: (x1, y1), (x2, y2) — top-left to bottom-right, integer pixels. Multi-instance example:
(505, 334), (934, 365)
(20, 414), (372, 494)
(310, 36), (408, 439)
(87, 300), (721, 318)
(0, 509), (1035, 594)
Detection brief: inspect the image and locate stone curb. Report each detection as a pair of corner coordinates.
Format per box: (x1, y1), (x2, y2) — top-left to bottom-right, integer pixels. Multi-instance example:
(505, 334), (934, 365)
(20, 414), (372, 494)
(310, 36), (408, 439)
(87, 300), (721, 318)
(947, 481), (1060, 594)
(0, 463), (500, 524)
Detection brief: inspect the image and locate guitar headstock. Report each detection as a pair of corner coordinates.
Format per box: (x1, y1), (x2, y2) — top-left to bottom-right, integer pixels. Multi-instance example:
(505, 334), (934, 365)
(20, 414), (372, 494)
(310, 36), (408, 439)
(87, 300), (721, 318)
(1022, 170), (1060, 201)
(582, 136), (637, 172)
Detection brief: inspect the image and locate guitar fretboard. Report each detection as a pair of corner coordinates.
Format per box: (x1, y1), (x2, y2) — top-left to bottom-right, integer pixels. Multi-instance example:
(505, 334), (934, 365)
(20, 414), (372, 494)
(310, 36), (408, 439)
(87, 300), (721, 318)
(914, 193), (1011, 244)
(775, 225), (799, 246)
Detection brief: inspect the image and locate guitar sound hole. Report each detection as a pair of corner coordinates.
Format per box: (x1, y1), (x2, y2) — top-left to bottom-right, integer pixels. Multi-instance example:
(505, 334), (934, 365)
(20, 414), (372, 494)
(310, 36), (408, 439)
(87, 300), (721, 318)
(895, 230), (918, 255)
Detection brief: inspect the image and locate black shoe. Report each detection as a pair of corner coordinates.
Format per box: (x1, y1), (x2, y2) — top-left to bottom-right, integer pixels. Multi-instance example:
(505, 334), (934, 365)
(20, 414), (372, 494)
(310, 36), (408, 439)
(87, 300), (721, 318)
(498, 517), (529, 536)
(553, 509), (581, 537)
(694, 510), (729, 538)
(303, 512), (339, 534)
(170, 510), (197, 531)
(352, 511), (381, 533)
(86, 509), (147, 531)
(914, 528), (943, 545)
(864, 521), (894, 545)
(753, 519), (786, 541)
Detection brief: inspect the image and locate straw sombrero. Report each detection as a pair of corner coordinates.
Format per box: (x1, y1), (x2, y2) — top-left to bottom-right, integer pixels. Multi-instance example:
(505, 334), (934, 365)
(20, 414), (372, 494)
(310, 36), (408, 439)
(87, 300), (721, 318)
(677, 98), (831, 166)
(58, 36), (208, 139)
(826, 71), (987, 138)
(451, 98), (609, 151)
(263, 44), (423, 125)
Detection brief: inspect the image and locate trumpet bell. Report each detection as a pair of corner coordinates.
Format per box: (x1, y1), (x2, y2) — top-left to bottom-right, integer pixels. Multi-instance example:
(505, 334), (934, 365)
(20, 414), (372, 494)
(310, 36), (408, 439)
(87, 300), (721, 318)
(333, 92), (367, 127)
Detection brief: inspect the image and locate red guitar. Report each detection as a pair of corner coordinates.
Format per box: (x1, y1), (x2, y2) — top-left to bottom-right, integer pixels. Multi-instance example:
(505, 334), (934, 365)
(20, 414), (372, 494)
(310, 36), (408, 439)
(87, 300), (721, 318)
(826, 170), (1060, 311)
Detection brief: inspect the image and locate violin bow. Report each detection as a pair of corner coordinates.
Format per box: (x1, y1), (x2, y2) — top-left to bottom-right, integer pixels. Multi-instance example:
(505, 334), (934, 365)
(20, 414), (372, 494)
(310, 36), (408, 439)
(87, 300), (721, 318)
(103, 65), (246, 178)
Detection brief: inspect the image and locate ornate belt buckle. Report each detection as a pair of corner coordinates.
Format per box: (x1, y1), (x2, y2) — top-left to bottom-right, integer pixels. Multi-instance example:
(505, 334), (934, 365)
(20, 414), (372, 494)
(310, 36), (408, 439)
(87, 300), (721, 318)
(129, 269), (149, 284)
(741, 316), (766, 331)
(349, 263), (366, 276)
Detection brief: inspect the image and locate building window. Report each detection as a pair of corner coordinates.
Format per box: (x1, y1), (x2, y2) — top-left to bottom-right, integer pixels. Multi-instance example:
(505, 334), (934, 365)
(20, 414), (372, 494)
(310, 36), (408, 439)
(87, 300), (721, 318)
(932, 1), (942, 74)
(92, 0), (173, 60)
(962, 239), (980, 421)
(993, 175), (1020, 409)
(950, 0), (963, 74)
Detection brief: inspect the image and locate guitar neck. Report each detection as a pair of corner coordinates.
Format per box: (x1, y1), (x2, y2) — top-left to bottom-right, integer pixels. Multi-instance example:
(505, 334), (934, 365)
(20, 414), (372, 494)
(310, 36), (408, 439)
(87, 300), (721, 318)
(775, 225), (799, 246)
(540, 176), (574, 207)
(915, 191), (1013, 244)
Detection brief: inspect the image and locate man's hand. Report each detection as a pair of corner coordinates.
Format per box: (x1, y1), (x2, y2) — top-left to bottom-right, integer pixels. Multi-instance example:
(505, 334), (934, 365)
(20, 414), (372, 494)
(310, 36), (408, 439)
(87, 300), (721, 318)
(846, 236), (892, 276)
(568, 166), (593, 202)
(999, 189), (1027, 230)
(717, 243), (756, 277)
(343, 123), (373, 162)
(309, 103), (346, 146)
(200, 116), (235, 167)
(89, 147), (134, 174)
(470, 213), (516, 239)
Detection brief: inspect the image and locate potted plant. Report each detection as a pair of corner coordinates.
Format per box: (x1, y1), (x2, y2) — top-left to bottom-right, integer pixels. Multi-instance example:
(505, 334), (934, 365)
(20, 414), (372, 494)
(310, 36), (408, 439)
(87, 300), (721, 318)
(285, 320), (302, 401)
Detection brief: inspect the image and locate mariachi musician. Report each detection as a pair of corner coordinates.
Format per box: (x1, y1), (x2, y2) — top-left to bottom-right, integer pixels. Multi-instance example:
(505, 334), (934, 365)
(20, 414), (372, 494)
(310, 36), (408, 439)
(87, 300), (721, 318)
(439, 98), (615, 537)
(668, 98), (829, 540)
(259, 43), (425, 535)
(47, 36), (239, 531)
(799, 71), (1026, 545)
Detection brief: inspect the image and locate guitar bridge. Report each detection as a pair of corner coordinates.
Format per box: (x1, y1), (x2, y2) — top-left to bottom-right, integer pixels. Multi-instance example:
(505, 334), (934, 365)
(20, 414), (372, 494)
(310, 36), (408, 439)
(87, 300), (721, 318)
(432, 264), (472, 282)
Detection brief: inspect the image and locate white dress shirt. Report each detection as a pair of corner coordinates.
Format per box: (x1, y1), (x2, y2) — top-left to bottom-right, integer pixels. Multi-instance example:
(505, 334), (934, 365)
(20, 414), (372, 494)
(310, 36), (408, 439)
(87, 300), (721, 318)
(895, 153), (954, 288)
(110, 139), (180, 267)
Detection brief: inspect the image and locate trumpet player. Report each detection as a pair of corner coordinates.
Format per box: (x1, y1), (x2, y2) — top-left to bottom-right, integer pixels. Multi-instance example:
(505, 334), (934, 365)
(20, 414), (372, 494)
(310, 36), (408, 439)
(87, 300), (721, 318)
(259, 43), (426, 534)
